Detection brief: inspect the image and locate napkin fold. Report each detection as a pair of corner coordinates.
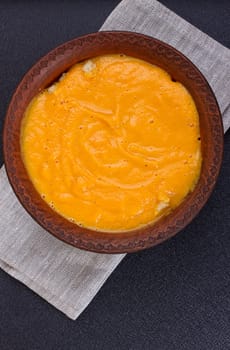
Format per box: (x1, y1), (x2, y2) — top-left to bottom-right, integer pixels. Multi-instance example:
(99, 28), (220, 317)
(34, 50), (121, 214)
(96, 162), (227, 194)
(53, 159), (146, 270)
(0, 0), (230, 320)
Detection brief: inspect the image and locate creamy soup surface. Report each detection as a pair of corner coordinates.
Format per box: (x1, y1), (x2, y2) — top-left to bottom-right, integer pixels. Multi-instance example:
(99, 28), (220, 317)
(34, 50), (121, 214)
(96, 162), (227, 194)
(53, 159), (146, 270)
(21, 54), (202, 231)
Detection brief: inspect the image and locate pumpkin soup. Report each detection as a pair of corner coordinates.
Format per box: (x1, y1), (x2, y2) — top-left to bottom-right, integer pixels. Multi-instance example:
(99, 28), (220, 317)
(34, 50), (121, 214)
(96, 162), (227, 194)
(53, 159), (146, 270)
(20, 54), (202, 231)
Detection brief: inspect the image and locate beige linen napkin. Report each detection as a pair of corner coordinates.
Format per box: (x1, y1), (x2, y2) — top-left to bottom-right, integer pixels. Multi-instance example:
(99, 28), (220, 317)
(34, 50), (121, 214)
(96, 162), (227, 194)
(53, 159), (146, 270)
(0, 0), (230, 320)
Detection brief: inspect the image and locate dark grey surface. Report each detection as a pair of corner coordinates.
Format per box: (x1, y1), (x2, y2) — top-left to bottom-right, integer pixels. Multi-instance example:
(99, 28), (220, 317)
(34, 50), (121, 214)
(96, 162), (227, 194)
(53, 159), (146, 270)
(0, 1), (230, 349)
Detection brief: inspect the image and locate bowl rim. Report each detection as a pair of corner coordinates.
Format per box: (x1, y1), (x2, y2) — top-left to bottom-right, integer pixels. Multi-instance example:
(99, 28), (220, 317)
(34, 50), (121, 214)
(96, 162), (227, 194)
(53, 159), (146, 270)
(3, 30), (224, 253)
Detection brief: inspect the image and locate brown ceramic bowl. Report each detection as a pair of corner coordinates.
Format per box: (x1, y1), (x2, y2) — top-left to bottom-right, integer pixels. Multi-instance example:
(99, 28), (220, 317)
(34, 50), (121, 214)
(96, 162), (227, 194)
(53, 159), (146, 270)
(3, 31), (224, 253)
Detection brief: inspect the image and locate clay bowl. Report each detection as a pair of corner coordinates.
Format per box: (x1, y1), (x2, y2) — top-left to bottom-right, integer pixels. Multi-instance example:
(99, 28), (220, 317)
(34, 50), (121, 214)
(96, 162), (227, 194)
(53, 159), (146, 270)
(3, 31), (224, 253)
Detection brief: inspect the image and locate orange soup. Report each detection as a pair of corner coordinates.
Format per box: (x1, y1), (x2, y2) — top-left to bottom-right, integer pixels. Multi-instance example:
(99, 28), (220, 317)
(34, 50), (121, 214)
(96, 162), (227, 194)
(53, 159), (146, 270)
(21, 54), (202, 231)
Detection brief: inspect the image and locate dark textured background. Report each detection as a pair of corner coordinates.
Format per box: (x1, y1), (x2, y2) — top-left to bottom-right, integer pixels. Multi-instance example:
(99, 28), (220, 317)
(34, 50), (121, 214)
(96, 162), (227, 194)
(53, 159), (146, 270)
(0, 1), (230, 349)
